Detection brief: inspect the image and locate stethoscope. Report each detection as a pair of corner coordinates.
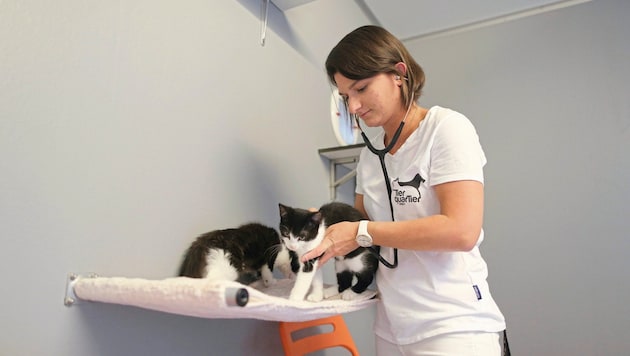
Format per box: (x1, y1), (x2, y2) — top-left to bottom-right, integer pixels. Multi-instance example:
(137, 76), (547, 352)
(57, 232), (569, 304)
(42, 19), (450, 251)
(347, 92), (415, 269)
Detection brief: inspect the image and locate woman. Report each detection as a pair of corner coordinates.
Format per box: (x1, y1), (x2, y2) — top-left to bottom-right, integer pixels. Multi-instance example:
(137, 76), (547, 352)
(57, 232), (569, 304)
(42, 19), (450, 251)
(301, 25), (507, 355)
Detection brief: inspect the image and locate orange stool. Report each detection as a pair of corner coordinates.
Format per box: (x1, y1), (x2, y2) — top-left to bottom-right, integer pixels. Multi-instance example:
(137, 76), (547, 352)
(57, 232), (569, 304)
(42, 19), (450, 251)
(278, 314), (359, 356)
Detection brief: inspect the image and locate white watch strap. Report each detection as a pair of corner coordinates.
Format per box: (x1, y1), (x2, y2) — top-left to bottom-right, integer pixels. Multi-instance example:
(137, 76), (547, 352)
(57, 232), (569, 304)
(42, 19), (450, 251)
(358, 220), (369, 237)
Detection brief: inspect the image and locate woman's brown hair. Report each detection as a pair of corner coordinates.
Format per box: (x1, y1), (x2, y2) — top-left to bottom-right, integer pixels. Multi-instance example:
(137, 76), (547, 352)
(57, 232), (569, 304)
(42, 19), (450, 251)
(325, 25), (425, 109)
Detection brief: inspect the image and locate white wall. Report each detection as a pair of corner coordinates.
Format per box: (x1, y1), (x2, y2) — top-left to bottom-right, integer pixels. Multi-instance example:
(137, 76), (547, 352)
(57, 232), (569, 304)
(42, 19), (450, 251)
(407, 0), (630, 354)
(0, 1), (374, 355)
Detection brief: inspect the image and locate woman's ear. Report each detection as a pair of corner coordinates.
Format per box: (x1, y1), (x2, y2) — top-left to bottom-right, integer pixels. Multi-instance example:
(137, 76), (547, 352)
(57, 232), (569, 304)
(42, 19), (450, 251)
(395, 62), (407, 78)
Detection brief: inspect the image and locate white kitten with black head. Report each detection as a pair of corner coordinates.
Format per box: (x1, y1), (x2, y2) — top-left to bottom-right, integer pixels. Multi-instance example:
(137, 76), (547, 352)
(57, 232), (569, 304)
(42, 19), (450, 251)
(278, 202), (379, 302)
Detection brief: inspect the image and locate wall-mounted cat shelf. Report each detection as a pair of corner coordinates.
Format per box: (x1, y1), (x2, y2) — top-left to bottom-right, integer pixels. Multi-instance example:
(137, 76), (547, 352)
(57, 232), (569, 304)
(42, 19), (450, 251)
(318, 143), (365, 200)
(64, 273), (377, 322)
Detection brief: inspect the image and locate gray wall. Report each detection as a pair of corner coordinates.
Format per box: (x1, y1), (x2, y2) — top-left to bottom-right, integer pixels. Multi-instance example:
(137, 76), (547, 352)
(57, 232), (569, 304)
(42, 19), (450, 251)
(407, 0), (630, 354)
(2, 0), (628, 355)
(0, 1), (373, 355)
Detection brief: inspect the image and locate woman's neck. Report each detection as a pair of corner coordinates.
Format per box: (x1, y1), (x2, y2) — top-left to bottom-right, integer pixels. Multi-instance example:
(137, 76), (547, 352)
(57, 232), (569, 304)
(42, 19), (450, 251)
(383, 104), (427, 155)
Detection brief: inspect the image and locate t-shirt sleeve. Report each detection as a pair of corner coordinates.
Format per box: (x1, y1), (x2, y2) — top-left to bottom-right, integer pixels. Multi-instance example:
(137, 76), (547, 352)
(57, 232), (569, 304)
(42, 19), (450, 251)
(355, 146), (371, 195)
(429, 113), (487, 186)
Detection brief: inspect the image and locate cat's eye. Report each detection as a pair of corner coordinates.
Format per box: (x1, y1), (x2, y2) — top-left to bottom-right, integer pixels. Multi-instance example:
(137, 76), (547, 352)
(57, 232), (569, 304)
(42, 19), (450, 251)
(279, 226), (289, 236)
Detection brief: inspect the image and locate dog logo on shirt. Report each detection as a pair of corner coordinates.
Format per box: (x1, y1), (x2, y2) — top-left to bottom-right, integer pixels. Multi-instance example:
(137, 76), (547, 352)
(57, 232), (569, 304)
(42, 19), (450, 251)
(393, 173), (425, 205)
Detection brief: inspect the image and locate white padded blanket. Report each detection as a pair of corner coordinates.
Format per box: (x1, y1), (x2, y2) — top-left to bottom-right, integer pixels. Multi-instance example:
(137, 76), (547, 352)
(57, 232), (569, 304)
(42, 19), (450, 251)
(71, 276), (378, 322)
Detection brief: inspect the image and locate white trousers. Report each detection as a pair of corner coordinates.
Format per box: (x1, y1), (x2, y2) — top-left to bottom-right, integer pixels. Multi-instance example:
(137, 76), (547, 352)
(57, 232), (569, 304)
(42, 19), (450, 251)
(376, 331), (502, 356)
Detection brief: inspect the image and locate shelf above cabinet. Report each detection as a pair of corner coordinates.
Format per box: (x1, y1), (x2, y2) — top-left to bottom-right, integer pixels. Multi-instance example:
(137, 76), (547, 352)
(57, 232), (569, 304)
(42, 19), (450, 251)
(318, 143), (365, 166)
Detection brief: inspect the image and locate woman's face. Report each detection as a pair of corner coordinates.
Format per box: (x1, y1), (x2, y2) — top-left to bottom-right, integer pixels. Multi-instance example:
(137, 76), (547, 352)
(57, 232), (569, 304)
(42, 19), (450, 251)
(334, 72), (403, 129)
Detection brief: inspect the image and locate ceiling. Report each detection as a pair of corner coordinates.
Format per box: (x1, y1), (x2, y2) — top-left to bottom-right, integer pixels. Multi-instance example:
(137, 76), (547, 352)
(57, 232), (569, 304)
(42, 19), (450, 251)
(271, 0), (589, 41)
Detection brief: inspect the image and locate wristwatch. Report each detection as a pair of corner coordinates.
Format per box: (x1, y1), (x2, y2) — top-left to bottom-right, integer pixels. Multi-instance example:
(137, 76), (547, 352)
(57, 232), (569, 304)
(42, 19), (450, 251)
(356, 220), (373, 247)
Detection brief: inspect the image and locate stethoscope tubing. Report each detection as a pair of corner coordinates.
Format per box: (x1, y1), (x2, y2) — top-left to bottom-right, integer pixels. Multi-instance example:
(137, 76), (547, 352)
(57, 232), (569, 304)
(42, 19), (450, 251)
(356, 118), (402, 269)
(346, 92), (415, 269)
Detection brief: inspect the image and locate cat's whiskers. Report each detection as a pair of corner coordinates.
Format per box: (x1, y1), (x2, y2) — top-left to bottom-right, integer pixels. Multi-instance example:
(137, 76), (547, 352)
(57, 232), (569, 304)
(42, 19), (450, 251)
(264, 243), (283, 258)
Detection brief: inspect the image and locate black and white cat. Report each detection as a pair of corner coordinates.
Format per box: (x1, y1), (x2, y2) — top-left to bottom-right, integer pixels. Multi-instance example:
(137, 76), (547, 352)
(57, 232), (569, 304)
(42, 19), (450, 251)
(178, 222), (297, 286)
(278, 202), (379, 302)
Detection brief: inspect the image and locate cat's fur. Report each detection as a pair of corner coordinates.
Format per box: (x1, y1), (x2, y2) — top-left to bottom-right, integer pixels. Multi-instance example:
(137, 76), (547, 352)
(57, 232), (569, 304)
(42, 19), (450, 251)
(278, 202), (379, 302)
(178, 222), (298, 286)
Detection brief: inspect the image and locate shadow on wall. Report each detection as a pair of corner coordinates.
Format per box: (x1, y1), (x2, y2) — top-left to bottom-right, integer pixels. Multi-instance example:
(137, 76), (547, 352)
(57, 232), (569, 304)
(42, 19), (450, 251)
(72, 302), (283, 356)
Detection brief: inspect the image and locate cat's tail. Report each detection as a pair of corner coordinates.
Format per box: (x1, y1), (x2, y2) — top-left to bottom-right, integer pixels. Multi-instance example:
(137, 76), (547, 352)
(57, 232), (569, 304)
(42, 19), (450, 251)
(178, 245), (207, 278)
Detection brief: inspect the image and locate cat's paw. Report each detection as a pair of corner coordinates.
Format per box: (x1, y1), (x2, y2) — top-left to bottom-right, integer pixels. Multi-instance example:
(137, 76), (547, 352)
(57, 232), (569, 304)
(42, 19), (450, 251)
(306, 292), (324, 302)
(323, 285), (340, 299)
(341, 289), (361, 301)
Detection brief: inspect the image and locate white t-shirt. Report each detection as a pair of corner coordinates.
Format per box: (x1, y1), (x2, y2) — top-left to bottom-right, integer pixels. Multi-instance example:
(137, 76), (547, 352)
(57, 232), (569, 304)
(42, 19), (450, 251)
(356, 106), (506, 345)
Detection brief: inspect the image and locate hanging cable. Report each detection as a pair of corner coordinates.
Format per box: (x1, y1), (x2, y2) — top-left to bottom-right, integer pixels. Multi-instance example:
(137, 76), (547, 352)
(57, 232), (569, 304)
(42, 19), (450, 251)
(260, 0), (269, 46)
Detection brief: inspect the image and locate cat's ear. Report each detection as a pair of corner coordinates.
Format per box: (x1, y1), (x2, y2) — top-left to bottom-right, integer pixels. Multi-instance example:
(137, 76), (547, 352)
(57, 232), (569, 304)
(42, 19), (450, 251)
(310, 211), (323, 225)
(279, 204), (289, 218)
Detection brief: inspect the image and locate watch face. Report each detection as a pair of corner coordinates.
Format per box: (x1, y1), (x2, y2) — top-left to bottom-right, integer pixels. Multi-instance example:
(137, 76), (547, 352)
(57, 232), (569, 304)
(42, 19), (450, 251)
(357, 234), (372, 247)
